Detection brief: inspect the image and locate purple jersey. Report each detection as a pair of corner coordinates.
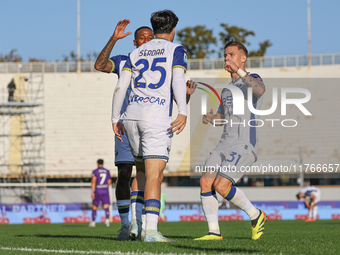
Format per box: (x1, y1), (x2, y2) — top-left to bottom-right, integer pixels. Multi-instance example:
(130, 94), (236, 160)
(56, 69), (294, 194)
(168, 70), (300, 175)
(92, 167), (112, 194)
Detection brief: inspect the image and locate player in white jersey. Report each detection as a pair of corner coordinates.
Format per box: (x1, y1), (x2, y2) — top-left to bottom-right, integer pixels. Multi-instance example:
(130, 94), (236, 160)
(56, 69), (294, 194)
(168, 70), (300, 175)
(95, 20), (154, 240)
(297, 185), (321, 221)
(194, 40), (266, 241)
(95, 19), (196, 241)
(112, 10), (187, 242)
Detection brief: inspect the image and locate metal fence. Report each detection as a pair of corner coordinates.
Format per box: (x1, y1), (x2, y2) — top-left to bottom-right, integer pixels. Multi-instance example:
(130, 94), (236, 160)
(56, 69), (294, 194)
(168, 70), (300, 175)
(0, 53), (339, 73)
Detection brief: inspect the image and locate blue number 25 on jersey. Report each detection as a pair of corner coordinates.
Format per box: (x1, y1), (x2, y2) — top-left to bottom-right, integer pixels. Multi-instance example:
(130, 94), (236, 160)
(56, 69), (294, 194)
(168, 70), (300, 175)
(134, 58), (167, 90)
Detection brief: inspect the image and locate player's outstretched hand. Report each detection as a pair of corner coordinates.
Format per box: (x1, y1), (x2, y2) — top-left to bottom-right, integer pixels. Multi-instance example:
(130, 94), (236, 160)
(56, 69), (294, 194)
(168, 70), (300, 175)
(113, 19), (132, 40)
(171, 114), (187, 135)
(112, 122), (125, 142)
(91, 192), (95, 200)
(186, 80), (197, 95)
(203, 109), (214, 124)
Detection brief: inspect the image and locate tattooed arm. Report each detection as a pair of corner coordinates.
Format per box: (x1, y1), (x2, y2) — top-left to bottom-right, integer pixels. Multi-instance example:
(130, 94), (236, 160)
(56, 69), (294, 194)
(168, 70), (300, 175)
(225, 59), (265, 97)
(241, 74), (265, 97)
(94, 19), (132, 73)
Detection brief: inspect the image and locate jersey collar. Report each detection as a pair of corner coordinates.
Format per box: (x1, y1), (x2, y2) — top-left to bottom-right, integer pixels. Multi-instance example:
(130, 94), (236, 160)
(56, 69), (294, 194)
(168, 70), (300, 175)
(154, 37), (169, 41)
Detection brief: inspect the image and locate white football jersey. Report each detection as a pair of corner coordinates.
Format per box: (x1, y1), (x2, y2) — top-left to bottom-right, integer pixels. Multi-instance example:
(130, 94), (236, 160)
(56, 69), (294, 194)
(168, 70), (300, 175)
(121, 38), (187, 123)
(215, 74), (264, 159)
(300, 186), (321, 202)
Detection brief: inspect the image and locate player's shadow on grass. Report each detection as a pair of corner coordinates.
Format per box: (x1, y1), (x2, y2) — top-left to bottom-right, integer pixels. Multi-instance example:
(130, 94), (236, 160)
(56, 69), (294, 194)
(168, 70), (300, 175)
(166, 235), (193, 240)
(225, 236), (250, 240)
(173, 245), (260, 253)
(60, 225), (88, 227)
(315, 221), (340, 225)
(16, 234), (115, 241)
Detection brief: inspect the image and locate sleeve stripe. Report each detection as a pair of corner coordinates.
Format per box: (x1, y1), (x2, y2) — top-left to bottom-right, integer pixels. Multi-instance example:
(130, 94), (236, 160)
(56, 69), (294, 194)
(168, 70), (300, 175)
(108, 59), (115, 73)
(122, 67), (132, 73)
(173, 65), (187, 74)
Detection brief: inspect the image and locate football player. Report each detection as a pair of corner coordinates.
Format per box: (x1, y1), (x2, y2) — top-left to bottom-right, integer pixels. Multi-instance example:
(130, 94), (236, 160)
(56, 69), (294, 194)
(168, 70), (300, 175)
(112, 10), (188, 242)
(95, 20), (153, 240)
(96, 18), (196, 241)
(296, 185), (321, 221)
(194, 40), (266, 241)
(89, 159), (112, 227)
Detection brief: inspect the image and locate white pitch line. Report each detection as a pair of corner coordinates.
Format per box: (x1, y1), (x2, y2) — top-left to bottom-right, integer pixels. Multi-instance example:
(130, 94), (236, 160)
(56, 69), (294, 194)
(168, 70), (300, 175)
(1, 247), (139, 255)
(0, 247), (229, 255)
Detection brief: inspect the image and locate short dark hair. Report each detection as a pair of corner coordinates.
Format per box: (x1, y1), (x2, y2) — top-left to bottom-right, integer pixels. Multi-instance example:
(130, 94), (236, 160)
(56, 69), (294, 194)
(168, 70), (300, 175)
(296, 192), (305, 200)
(134, 26), (153, 40)
(150, 10), (178, 34)
(224, 40), (248, 57)
(97, 159), (104, 165)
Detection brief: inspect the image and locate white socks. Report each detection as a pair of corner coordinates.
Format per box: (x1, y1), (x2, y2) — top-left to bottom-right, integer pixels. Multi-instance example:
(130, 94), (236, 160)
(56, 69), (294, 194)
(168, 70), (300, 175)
(310, 206), (318, 219)
(229, 187), (259, 220)
(201, 186), (259, 235)
(130, 191), (144, 223)
(145, 199), (160, 231)
(201, 190), (220, 234)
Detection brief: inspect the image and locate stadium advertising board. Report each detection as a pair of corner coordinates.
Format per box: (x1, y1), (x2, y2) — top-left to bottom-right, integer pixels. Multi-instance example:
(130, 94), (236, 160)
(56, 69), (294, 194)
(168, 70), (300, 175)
(0, 202), (339, 224)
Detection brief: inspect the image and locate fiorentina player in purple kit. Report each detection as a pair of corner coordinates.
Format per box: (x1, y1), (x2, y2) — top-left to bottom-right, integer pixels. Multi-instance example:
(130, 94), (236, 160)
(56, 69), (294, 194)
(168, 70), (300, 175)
(89, 159), (112, 227)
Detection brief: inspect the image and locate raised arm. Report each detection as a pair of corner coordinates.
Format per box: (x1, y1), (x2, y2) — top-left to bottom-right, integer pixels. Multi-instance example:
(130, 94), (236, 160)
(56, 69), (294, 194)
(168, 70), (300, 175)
(225, 60), (265, 97)
(241, 73), (265, 97)
(94, 19), (132, 73)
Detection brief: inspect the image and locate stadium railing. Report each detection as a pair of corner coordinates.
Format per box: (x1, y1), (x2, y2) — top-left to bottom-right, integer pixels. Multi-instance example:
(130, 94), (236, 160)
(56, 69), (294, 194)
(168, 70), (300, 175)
(0, 53), (340, 73)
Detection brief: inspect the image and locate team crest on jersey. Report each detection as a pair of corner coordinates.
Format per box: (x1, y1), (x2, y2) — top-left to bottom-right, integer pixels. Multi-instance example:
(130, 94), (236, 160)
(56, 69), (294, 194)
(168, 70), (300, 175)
(183, 53), (188, 64)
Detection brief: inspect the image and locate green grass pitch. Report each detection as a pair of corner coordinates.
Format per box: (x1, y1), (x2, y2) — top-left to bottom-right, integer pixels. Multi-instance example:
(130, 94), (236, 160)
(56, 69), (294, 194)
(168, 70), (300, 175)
(0, 220), (339, 254)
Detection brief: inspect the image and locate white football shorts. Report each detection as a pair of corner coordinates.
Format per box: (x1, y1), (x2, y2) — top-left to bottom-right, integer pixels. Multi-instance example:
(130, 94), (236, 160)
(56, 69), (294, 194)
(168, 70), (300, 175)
(123, 120), (173, 162)
(204, 150), (256, 185)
